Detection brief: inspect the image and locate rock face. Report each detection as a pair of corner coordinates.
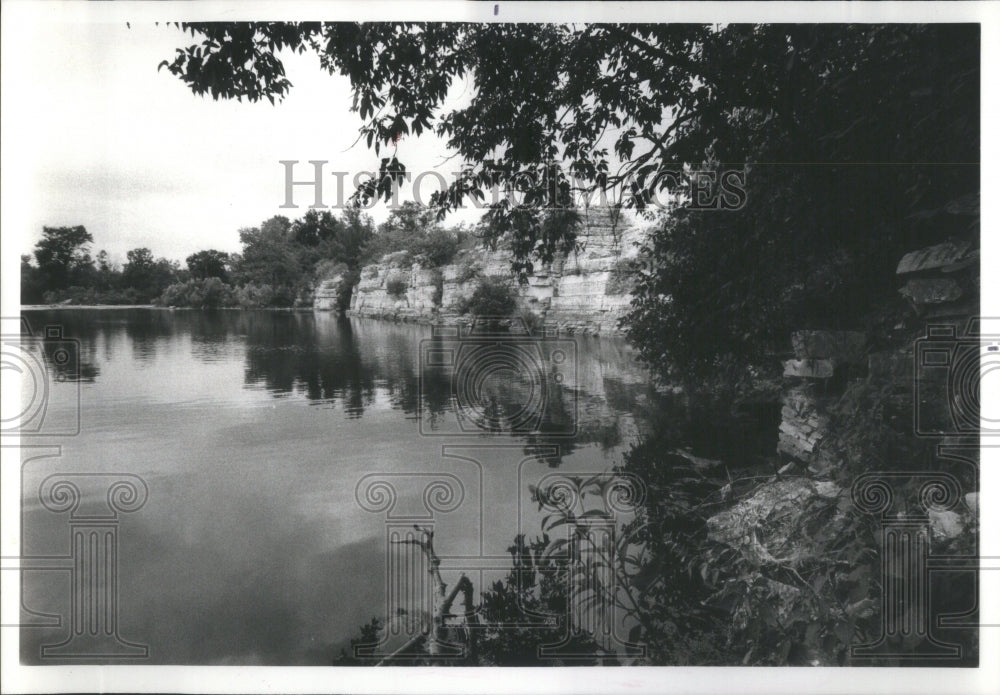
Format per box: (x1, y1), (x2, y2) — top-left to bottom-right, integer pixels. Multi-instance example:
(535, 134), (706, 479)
(895, 237), (978, 319)
(313, 275), (346, 311)
(777, 330), (866, 471)
(343, 208), (649, 335)
(777, 384), (830, 465)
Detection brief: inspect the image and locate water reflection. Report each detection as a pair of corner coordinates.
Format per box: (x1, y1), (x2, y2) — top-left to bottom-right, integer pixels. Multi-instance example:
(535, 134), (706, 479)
(21, 309), (657, 444)
(17, 308), (660, 665)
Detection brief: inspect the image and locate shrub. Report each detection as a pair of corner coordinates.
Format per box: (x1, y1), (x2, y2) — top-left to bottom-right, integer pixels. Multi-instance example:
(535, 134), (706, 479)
(159, 277), (235, 308)
(314, 259), (348, 282)
(386, 276), (408, 298)
(43, 286), (141, 305)
(410, 228), (462, 267)
(234, 282), (277, 308)
(459, 277), (518, 318)
(605, 257), (638, 295)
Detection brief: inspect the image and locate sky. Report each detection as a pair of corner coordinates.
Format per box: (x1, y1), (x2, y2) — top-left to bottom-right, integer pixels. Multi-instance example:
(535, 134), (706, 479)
(3, 21), (476, 265)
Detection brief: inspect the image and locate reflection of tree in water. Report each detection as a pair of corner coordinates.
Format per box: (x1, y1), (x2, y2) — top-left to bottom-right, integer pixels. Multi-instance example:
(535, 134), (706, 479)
(122, 309), (179, 361)
(37, 338), (100, 383)
(521, 375), (666, 468)
(241, 313), (378, 415)
(19, 310), (101, 382)
(376, 328), (422, 415)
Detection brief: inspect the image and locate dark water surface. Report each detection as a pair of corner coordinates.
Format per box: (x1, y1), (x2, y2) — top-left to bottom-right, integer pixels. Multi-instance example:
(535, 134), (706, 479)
(17, 308), (659, 664)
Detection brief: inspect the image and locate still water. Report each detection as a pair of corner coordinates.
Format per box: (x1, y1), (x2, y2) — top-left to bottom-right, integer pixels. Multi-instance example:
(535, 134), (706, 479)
(16, 308), (660, 664)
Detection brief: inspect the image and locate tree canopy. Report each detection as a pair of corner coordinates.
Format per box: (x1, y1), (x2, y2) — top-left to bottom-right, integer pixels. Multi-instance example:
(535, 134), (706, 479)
(32, 225), (94, 290)
(186, 249), (231, 281)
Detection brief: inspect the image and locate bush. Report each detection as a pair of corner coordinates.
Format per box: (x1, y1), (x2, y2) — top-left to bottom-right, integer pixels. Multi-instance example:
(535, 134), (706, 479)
(41, 286), (140, 305)
(314, 259), (348, 282)
(605, 257), (638, 295)
(233, 282), (277, 308)
(158, 277), (234, 308)
(386, 276), (408, 298)
(410, 228), (462, 267)
(459, 277), (518, 318)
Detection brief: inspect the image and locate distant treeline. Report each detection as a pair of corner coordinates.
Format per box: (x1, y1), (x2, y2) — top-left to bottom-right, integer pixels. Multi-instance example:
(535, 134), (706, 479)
(20, 203), (474, 309)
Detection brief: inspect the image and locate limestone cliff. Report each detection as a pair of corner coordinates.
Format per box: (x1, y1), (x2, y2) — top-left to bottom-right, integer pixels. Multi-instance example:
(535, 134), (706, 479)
(328, 208), (649, 335)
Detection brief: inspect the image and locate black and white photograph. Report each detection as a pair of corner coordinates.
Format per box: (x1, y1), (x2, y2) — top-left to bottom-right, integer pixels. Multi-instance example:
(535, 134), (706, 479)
(1, 2), (997, 693)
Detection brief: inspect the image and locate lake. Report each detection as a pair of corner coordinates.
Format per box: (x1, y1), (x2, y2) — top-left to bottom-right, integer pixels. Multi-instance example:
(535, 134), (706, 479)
(15, 308), (664, 665)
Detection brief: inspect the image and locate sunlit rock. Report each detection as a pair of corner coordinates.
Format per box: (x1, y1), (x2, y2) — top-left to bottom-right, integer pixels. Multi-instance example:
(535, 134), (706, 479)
(706, 477), (843, 568)
(343, 208), (650, 335)
(895, 238), (976, 275)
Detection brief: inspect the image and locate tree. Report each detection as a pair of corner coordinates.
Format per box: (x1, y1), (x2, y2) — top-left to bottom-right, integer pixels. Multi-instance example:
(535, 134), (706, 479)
(235, 216), (298, 284)
(123, 247), (180, 303)
(20, 255), (45, 304)
(94, 250), (119, 290)
(186, 249), (231, 281)
(290, 209), (341, 248)
(337, 207), (375, 269)
(459, 278), (517, 318)
(32, 225), (94, 290)
(161, 24), (980, 667)
(122, 247), (156, 289)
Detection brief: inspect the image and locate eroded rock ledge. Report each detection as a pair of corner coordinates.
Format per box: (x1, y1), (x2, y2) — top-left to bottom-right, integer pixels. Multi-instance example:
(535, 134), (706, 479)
(315, 208), (650, 336)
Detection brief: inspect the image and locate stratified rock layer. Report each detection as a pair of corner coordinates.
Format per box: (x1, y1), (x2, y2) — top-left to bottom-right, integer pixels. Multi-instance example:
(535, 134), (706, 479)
(341, 208), (648, 335)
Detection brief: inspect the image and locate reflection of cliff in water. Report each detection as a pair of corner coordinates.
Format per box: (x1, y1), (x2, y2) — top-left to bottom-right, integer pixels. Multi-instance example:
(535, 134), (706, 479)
(19, 309), (663, 462)
(242, 314), (661, 463)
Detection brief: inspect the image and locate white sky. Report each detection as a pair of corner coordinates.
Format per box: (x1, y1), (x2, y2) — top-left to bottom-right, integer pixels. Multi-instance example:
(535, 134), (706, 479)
(3, 21), (477, 265)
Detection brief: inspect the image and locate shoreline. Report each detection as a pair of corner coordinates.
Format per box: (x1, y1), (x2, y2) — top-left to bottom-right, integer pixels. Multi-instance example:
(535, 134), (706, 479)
(20, 304), (631, 341)
(20, 304), (312, 311)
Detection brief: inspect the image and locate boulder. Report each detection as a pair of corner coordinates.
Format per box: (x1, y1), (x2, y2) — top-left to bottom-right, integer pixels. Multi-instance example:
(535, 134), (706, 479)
(706, 477), (842, 568)
(896, 239), (975, 276)
(783, 359), (835, 379)
(928, 508), (965, 541)
(777, 385), (831, 463)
